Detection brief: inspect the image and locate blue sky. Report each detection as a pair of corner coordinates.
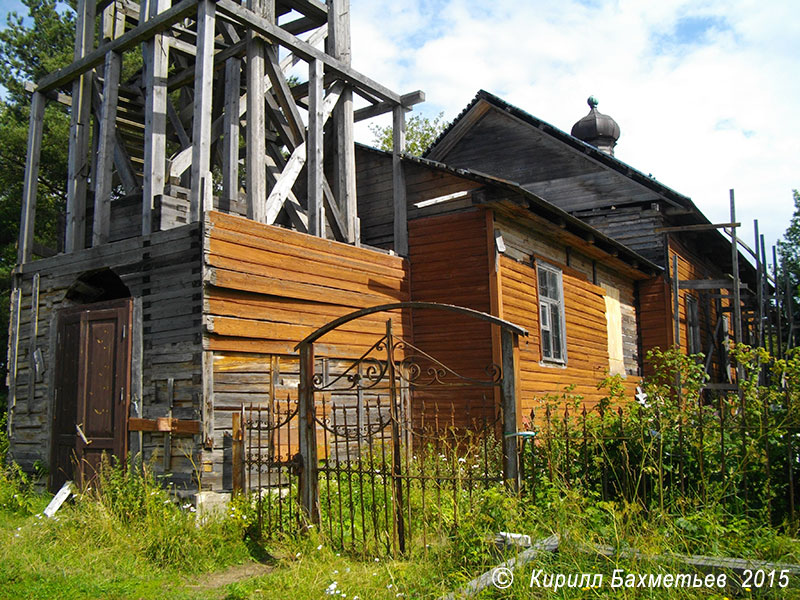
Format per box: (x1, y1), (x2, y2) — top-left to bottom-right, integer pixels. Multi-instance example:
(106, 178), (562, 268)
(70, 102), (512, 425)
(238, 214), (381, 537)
(348, 0), (800, 254)
(1, 0), (796, 252)
(0, 1), (28, 26)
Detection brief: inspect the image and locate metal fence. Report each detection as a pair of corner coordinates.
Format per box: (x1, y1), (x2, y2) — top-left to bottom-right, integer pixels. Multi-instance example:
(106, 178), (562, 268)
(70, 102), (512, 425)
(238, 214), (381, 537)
(517, 391), (799, 527)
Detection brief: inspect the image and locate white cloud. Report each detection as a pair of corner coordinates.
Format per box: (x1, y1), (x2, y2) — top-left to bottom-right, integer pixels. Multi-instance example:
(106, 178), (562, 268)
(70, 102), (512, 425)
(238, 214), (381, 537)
(350, 0), (800, 253)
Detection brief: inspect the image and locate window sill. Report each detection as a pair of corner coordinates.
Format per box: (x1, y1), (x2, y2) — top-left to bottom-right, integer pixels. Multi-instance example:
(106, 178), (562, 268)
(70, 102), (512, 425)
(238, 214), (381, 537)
(539, 360), (567, 369)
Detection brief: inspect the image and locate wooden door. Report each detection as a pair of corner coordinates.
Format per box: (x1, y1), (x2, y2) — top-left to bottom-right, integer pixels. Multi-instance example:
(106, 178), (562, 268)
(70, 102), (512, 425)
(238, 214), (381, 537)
(51, 298), (132, 490)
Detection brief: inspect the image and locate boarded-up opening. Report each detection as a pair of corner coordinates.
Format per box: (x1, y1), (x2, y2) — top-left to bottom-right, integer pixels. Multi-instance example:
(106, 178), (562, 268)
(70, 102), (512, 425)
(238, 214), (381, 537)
(602, 283), (625, 376)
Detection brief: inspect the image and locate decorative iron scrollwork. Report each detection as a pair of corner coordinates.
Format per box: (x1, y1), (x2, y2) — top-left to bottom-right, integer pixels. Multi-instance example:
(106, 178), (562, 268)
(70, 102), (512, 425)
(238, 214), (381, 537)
(391, 338), (502, 388)
(312, 336), (390, 392)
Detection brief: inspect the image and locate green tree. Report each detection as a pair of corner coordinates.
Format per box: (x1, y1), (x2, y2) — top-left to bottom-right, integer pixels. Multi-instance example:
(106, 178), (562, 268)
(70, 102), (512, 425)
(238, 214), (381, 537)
(369, 111), (449, 157)
(0, 0), (74, 402)
(777, 189), (800, 347)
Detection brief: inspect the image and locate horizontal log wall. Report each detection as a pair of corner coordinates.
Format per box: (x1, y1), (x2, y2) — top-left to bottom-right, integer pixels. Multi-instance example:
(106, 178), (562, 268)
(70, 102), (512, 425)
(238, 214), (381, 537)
(202, 210), (411, 490)
(495, 214), (640, 377)
(499, 255), (637, 416)
(204, 211), (411, 357)
(8, 224), (204, 490)
(408, 209), (497, 426)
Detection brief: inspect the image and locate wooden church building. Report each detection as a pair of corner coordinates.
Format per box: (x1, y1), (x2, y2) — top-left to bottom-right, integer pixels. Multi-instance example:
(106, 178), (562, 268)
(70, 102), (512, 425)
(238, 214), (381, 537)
(423, 90), (760, 380)
(5, 2), (752, 504)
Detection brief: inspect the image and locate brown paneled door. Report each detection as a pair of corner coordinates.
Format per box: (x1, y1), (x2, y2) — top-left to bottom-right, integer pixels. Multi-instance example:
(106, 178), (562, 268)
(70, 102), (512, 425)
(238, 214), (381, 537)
(51, 298), (132, 491)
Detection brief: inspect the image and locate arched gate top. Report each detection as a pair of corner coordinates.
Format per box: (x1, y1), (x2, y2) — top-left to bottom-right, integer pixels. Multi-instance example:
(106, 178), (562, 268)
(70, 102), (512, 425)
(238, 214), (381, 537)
(294, 301), (528, 350)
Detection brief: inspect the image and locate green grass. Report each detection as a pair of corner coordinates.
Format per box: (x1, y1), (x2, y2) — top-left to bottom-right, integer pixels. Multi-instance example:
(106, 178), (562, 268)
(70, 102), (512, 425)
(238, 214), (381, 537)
(1, 454), (800, 599)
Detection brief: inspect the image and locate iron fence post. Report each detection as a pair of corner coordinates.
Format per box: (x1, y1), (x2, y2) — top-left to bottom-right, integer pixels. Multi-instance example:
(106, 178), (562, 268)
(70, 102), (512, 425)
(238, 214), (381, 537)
(298, 341), (320, 526)
(501, 328), (520, 492)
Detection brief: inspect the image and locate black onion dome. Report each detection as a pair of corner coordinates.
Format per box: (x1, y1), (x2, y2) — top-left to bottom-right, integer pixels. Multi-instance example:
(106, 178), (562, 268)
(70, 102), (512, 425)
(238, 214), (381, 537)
(570, 96), (620, 154)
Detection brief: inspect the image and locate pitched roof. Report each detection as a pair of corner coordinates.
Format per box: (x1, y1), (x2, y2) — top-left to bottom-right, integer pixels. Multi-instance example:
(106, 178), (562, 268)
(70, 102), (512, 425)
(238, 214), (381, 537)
(357, 143), (661, 278)
(425, 89), (696, 212)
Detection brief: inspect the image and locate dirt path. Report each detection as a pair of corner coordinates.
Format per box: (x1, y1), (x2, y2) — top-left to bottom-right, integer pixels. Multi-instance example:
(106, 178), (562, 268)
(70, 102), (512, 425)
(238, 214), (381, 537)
(190, 561), (274, 590)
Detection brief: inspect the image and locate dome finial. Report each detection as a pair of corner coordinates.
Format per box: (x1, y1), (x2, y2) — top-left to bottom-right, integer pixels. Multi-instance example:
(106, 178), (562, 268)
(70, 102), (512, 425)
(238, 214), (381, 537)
(571, 96), (620, 156)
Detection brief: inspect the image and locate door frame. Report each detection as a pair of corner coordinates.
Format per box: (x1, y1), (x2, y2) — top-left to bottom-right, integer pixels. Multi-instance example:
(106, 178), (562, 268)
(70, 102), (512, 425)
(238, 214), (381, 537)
(50, 297), (133, 490)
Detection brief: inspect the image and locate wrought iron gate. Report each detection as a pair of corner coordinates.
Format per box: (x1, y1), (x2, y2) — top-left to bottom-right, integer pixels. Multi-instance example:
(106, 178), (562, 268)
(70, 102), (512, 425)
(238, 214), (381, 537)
(236, 303), (526, 555)
(296, 302), (527, 556)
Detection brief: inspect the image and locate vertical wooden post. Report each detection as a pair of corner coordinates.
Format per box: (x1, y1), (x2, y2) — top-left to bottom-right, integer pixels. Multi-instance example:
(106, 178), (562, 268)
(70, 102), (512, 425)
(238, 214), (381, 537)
(730, 190), (743, 347)
(18, 92), (45, 265)
(7, 278), (22, 438)
(501, 328), (520, 492)
(141, 0), (169, 235)
(26, 273), (40, 415)
(190, 0), (216, 222)
(307, 59), (325, 237)
(66, 0), (95, 253)
(93, 51), (121, 246)
(773, 245), (784, 359)
(222, 57), (241, 212)
(298, 342), (320, 525)
(232, 409), (244, 494)
(392, 105), (408, 255)
(762, 234), (772, 356)
(328, 0), (358, 244)
(672, 254), (681, 349)
(246, 0), (270, 222)
(202, 350), (214, 450)
(754, 220), (764, 349)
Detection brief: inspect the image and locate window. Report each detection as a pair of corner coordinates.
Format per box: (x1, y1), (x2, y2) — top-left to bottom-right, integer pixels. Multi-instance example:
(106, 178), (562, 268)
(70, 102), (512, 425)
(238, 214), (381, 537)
(686, 295), (701, 354)
(537, 263), (566, 363)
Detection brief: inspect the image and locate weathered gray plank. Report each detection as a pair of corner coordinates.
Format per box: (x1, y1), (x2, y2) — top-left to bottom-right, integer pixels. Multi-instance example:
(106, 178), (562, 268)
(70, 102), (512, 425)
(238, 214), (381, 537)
(190, 0), (216, 222)
(141, 0), (170, 235)
(222, 57), (241, 212)
(392, 105), (408, 256)
(307, 58), (324, 237)
(216, 0), (402, 104)
(18, 92), (45, 264)
(92, 50), (122, 246)
(246, 0), (270, 223)
(36, 0), (198, 93)
(65, 0), (95, 253)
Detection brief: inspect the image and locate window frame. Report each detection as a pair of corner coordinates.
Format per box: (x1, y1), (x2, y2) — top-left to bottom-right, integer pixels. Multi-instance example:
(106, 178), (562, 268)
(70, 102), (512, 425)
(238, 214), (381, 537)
(537, 262), (568, 365)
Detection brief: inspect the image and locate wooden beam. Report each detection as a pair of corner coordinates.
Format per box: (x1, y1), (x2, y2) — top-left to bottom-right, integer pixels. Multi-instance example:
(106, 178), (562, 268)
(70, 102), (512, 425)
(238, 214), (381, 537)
(65, 0), (95, 253)
(166, 96), (191, 149)
(322, 177), (346, 242)
(89, 81), (140, 195)
(655, 222), (740, 233)
(216, 0), (403, 103)
(392, 105), (408, 256)
(672, 254), (680, 348)
(278, 0), (327, 21)
(353, 90), (425, 122)
(128, 417), (201, 434)
(37, 0), (198, 93)
(282, 15), (323, 36)
(92, 50), (121, 246)
(329, 0), (357, 244)
(679, 279), (745, 290)
(307, 58), (324, 236)
(263, 81), (342, 223)
(263, 44), (306, 146)
(190, 0), (216, 222)
(730, 190), (743, 346)
(141, 0), (170, 235)
(18, 92), (45, 265)
(222, 57), (241, 211)
(26, 273), (40, 415)
(246, 0), (270, 222)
